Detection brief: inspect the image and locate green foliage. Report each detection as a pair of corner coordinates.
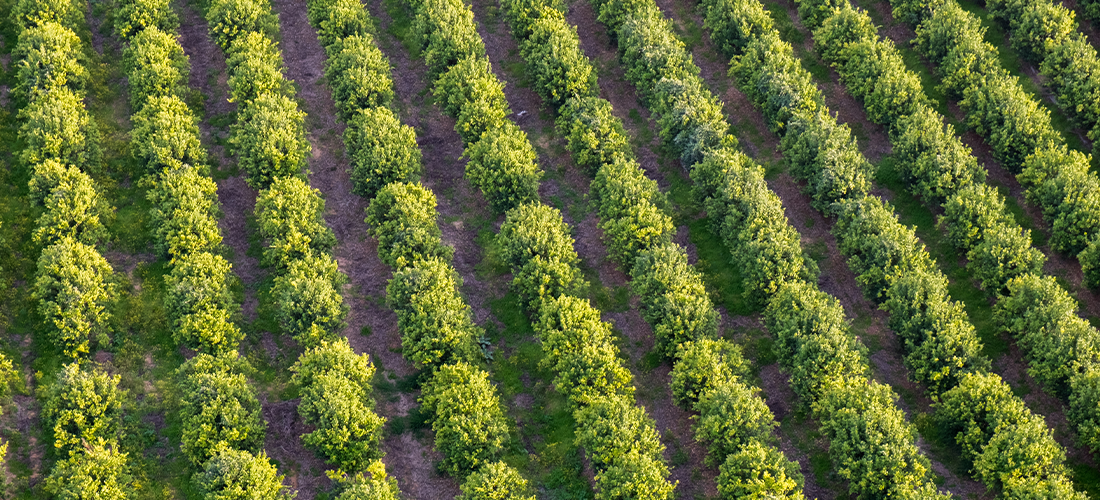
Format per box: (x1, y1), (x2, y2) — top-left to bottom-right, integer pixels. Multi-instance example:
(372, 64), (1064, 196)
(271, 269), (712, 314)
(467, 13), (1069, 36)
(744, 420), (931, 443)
(344, 107), (422, 198)
(29, 160), (109, 246)
(272, 254), (348, 347)
(1042, 36), (1100, 140)
(692, 148), (813, 303)
(41, 363), (124, 455)
(765, 280), (866, 399)
(255, 176), (337, 270)
(386, 258), (478, 369)
(19, 87), (100, 169)
(966, 222), (1045, 293)
(225, 32), (289, 105)
(780, 108), (872, 212)
(114, 0), (178, 39)
(231, 94), (310, 189)
(124, 27), (190, 110)
(819, 14), (928, 127)
(996, 274), (1100, 392)
(557, 97), (632, 175)
(668, 338), (744, 407)
(44, 443), (130, 500)
(11, 0), (82, 33)
(464, 122), (543, 213)
(146, 164), (222, 258)
(833, 196), (935, 301)
(574, 394), (663, 468)
(592, 157), (674, 267)
(1019, 145), (1100, 255)
(592, 448), (674, 500)
(335, 462), (400, 500)
(939, 183), (1014, 251)
(520, 7), (598, 108)
(1070, 367), (1100, 454)
(14, 21), (86, 97)
(205, 0), (278, 52)
(35, 239), (114, 359)
(963, 75), (1058, 172)
(938, 372), (1070, 490)
(1082, 235), (1100, 288)
(716, 440), (804, 500)
(812, 378), (940, 498)
(298, 372), (384, 472)
(433, 55), (510, 144)
(700, 0), (774, 55)
(630, 243), (718, 357)
(314, 0), (373, 49)
(651, 77), (733, 167)
(178, 355), (266, 465)
(892, 106), (985, 204)
(132, 95), (205, 172)
(457, 462), (535, 500)
(881, 268), (986, 393)
(693, 379), (776, 466)
(365, 181), (453, 268)
(534, 295), (633, 406)
(987, 0), (1075, 61)
(165, 251), (243, 353)
(325, 34), (394, 121)
(194, 448), (292, 500)
(411, 0), (486, 77)
(497, 203), (584, 308)
(617, 10), (699, 107)
(419, 362), (510, 477)
(729, 33), (821, 134)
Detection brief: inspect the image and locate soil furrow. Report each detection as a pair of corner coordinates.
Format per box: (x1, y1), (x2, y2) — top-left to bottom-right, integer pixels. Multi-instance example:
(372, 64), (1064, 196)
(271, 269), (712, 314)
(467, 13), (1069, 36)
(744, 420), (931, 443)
(566, 0), (991, 496)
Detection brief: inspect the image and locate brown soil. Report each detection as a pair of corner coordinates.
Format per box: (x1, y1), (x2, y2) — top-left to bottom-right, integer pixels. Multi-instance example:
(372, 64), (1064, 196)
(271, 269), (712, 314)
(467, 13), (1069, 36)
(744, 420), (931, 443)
(464, 0), (726, 495)
(272, 0), (488, 497)
(176, 1), (263, 319)
(572, 0), (991, 494)
(861, 0), (1100, 469)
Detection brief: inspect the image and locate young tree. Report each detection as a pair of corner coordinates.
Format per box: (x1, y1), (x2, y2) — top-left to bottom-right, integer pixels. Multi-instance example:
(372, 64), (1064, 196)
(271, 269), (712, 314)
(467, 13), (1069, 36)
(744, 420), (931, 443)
(14, 21), (86, 96)
(178, 355), (266, 465)
(114, 0), (178, 39)
(325, 34), (394, 120)
(44, 442), (130, 500)
(41, 363), (124, 455)
(457, 462), (535, 500)
(365, 181), (453, 268)
(419, 362), (510, 476)
(225, 32), (288, 105)
(344, 107), (422, 198)
(35, 239), (114, 359)
(386, 258), (478, 369)
(231, 93), (310, 188)
(194, 448), (292, 500)
(465, 122), (542, 213)
(124, 27), (190, 110)
(132, 95), (205, 172)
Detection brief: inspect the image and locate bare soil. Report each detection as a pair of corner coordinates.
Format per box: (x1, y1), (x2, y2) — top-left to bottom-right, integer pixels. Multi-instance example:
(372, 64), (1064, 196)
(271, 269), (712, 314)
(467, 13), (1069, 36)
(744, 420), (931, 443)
(464, 0), (726, 495)
(859, 0), (1100, 470)
(573, 0), (991, 494)
(263, 0), (473, 497)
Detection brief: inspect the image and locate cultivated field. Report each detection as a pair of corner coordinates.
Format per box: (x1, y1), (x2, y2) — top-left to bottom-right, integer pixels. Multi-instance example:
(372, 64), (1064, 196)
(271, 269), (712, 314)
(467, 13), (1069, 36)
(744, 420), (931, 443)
(5, 0), (1100, 496)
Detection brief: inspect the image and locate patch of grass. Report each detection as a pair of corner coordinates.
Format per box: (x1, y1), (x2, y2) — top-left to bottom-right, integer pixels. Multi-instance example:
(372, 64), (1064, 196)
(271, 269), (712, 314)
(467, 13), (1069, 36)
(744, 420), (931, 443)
(381, 0), (421, 57)
(485, 293), (592, 500)
(875, 157), (1007, 358)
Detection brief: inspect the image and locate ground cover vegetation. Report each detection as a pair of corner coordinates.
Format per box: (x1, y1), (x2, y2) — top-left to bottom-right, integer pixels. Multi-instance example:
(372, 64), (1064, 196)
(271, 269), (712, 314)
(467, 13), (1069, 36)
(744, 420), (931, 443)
(198, 0), (397, 494)
(879, 0), (1100, 288)
(495, 0), (807, 497)
(399, 0), (696, 496)
(732, 0), (1100, 491)
(11, 0), (131, 495)
(575, 0), (1016, 496)
(113, 0), (295, 496)
(680, 0), (1096, 494)
(306, 0), (538, 496)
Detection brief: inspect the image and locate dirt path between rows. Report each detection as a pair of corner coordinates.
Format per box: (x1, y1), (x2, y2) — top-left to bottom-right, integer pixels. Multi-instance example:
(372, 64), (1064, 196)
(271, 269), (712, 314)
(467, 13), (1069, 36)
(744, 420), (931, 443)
(267, 0), (472, 497)
(566, 0), (993, 495)
(811, 0), (1100, 475)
